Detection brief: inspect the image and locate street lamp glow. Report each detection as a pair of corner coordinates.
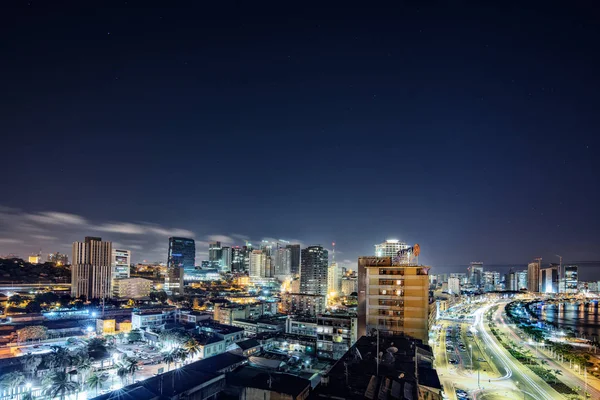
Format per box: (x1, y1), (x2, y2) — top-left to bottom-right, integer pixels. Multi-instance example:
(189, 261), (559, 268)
(86, 326), (93, 332)
(25, 382), (32, 389)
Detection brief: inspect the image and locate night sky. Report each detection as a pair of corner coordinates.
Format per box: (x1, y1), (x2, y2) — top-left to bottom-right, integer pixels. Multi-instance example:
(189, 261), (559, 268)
(1, 1), (599, 273)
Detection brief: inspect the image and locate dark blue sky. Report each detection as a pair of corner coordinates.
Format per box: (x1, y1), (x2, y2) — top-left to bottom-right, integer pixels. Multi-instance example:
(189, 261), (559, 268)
(1, 1), (599, 272)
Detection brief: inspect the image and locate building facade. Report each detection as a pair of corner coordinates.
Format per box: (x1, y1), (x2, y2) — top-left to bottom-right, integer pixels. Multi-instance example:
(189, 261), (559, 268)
(357, 256), (430, 342)
(564, 265), (578, 294)
(448, 277), (461, 295)
(299, 245), (329, 296)
(316, 314), (358, 360)
(113, 277), (153, 298)
(71, 236), (113, 299)
(167, 237), (195, 292)
(280, 293), (326, 317)
(112, 249), (131, 281)
(527, 260), (541, 293)
(286, 244), (301, 276)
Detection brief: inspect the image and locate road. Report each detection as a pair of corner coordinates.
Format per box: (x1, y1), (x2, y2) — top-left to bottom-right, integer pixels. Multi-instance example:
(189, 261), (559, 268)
(435, 301), (564, 400)
(495, 302), (600, 398)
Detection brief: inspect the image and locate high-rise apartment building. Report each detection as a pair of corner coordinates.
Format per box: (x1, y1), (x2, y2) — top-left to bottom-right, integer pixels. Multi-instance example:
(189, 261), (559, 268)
(357, 256), (429, 342)
(249, 250), (266, 279)
(540, 265), (559, 293)
(448, 277), (461, 295)
(273, 246), (292, 280)
(527, 259), (541, 292)
(300, 245), (329, 296)
(167, 237), (195, 293)
(72, 237), (113, 299)
(231, 246), (248, 273)
(564, 265), (578, 294)
(286, 244), (301, 276)
(327, 242), (340, 295)
(112, 249), (131, 280)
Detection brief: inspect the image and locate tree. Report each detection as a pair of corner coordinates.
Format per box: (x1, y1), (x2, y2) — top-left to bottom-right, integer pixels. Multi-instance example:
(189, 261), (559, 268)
(25, 301), (42, 313)
(42, 371), (78, 400)
(123, 357), (139, 383)
(0, 372), (25, 397)
(17, 326), (48, 343)
(116, 365), (129, 386)
(47, 346), (72, 372)
(8, 294), (24, 305)
(127, 329), (142, 343)
(86, 373), (107, 397)
(20, 354), (42, 379)
(183, 337), (201, 361)
(162, 350), (177, 372)
(155, 291), (168, 303)
(21, 391), (35, 400)
(74, 353), (93, 390)
(175, 348), (189, 367)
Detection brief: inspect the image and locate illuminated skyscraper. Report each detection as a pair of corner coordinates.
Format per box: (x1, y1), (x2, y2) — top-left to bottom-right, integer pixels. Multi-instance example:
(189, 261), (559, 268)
(468, 262), (484, 287)
(527, 259), (541, 292)
(209, 241), (223, 267)
(564, 265), (578, 294)
(300, 245), (329, 296)
(221, 246), (232, 272)
(166, 237), (195, 293)
(249, 250), (267, 279)
(72, 236), (112, 299)
(273, 246), (292, 280)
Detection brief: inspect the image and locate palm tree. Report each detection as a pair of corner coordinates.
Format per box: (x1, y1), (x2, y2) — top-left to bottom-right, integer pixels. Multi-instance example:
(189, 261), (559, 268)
(47, 347), (71, 373)
(21, 391), (35, 400)
(74, 353), (93, 390)
(0, 372), (25, 398)
(42, 371), (79, 400)
(162, 350), (177, 372)
(123, 357), (139, 383)
(183, 338), (200, 361)
(116, 365), (129, 386)
(86, 373), (107, 397)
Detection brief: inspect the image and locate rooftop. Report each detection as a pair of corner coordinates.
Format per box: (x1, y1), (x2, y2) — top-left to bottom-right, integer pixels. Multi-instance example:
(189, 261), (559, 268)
(236, 338), (261, 351)
(226, 365), (311, 398)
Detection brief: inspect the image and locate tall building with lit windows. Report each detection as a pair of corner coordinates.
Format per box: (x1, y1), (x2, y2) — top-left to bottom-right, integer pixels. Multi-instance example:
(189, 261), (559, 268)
(300, 245), (329, 296)
(72, 237), (113, 299)
(166, 237), (195, 293)
(112, 249), (131, 280)
(357, 256), (429, 341)
(527, 259), (541, 292)
(564, 265), (578, 294)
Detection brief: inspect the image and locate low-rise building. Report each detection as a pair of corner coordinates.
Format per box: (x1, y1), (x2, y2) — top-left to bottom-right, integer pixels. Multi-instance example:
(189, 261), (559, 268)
(286, 316), (318, 337)
(279, 293), (326, 316)
(231, 318), (285, 337)
(113, 277), (153, 299)
(316, 313), (358, 360)
(96, 318), (116, 335)
(180, 310), (212, 325)
(197, 321), (245, 346)
(196, 334), (226, 359)
(131, 308), (179, 330)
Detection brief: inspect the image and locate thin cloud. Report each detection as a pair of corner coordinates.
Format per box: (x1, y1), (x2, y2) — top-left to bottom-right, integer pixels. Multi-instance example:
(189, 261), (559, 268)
(0, 238), (23, 244)
(31, 235), (58, 241)
(26, 211), (87, 225)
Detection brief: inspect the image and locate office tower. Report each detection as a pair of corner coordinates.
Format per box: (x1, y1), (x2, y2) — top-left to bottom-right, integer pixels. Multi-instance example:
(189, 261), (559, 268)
(249, 250), (266, 279)
(208, 241), (223, 267)
(300, 245), (329, 296)
(112, 277), (152, 299)
(286, 244), (301, 276)
(167, 237), (195, 293)
(540, 265), (559, 293)
(564, 265), (578, 294)
(112, 249), (131, 280)
(357, 256), (430, 342)
(468, 262), (484, 287)
(231, 246), (247, 273)
(260, 241), (274, 278)
(273, 246), (292, 280)
(527, 259), (541, 292)
(448, 277), (461, 295)
(48, 252), (69, 266)
(28, 254), (41, 264)
(72, 237), (113, 299)
(221, 246), (232, 272)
